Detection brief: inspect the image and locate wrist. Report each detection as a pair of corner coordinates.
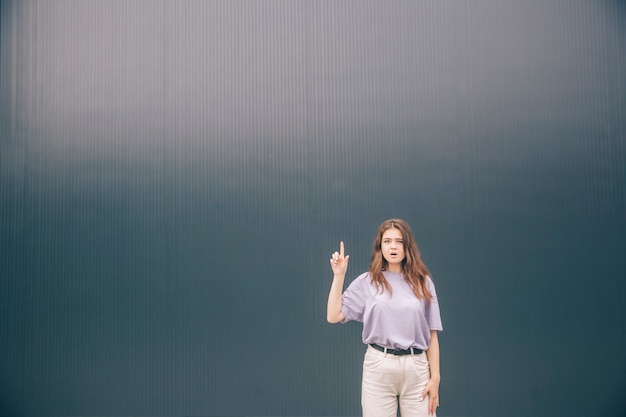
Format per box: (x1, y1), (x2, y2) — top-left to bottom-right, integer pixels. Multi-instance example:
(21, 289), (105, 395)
(429, 374), (441, 383)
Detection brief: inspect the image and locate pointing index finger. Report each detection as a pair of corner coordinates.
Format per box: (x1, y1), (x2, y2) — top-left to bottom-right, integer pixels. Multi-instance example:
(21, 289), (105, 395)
(340, 241), (345, 257)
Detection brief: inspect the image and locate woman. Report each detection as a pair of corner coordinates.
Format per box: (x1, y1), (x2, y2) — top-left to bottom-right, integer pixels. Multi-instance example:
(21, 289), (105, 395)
(327, 219), (443, 417)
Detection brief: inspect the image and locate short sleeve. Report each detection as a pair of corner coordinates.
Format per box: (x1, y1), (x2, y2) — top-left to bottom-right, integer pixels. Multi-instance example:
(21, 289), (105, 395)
(425, 276), (443, 331)
(340, 273), (370, 323)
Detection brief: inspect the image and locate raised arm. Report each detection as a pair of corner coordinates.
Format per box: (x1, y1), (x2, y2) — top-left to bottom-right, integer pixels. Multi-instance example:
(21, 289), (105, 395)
(326, 241), (349, 323)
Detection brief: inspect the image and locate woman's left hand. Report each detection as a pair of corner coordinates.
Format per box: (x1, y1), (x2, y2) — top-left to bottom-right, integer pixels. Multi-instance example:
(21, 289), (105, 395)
(421, 378), (440, 415)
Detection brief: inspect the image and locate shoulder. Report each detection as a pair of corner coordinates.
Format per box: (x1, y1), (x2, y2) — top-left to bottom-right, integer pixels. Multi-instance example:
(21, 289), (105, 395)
(425, 275), (435, 287)
(424, 275), (438, 294)
(345, 272), (372, 290)
(352, 272), (371, 285)
(425, 275), (440, 300)
(356, 272), (370, 281)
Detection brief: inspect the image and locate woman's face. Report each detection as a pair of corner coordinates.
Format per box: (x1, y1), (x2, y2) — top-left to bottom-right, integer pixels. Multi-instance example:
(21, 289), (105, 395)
(381, 228), (405, 272)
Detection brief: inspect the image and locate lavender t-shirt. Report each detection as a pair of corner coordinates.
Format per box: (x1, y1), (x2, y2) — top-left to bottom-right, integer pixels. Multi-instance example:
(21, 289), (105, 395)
(341, 271), (443, 350)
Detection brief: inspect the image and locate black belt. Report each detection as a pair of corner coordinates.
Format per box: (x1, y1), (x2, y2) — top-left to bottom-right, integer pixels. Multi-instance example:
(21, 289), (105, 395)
(370, 344), (423, 355)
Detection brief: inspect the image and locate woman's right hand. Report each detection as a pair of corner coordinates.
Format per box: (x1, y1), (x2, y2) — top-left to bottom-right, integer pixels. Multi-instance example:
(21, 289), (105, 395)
(330, 241), (350, 275)
(327, 241), (349, 323)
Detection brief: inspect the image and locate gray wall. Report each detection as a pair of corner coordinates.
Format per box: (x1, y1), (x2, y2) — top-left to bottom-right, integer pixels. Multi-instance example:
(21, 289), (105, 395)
(1, 1), (625, 416)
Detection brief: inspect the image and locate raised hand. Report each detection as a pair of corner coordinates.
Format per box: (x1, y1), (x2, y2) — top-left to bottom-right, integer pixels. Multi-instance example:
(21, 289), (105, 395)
(330, 241), (350, 275)
(327, 241), (349, 323)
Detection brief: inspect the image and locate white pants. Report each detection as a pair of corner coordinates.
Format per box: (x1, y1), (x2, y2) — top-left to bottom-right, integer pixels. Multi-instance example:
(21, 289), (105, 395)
(362, 345), (433, 417)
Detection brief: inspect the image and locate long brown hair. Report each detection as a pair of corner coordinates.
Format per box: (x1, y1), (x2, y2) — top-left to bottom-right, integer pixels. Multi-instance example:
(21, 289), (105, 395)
(369, 219), (433, 301)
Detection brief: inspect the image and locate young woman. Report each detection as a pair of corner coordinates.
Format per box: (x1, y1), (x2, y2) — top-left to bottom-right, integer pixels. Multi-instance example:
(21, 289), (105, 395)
(327, 219), (443, 417)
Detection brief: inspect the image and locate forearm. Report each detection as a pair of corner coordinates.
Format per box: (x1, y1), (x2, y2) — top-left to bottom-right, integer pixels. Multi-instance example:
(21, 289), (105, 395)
(426, 331), (440, 382)
(326, 274), (346, 323)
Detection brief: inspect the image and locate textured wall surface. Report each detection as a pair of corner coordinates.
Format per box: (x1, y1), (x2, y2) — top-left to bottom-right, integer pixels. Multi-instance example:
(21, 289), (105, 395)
(1, 1), (625, 416)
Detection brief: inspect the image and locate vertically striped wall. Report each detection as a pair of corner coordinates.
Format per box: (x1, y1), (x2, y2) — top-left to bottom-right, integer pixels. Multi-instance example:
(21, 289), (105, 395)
(1, 1), (624, 416)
